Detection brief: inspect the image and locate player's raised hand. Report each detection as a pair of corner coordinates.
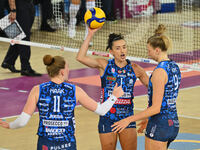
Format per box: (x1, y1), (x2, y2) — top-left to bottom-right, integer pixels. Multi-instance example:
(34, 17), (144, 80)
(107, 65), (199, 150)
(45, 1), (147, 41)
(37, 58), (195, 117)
(0, 119), (9, 129)
(88, 26), (102, 35)
(112, 83), (124, 98)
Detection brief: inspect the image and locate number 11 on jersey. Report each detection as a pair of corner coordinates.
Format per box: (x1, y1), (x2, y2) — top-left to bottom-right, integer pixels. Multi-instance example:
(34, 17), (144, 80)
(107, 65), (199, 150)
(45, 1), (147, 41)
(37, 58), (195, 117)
(53, 96), (61, 112)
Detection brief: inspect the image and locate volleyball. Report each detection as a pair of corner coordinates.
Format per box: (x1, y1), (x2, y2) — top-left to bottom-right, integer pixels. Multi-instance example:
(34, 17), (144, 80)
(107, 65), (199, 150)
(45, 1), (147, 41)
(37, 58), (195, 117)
(84, 7), (106, 29)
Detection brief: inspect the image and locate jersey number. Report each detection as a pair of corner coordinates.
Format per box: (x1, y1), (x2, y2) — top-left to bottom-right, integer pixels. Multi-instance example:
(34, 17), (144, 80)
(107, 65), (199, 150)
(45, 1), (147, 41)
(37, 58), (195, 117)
(53, 96), (60, 112)
(173, 74), (179, 90)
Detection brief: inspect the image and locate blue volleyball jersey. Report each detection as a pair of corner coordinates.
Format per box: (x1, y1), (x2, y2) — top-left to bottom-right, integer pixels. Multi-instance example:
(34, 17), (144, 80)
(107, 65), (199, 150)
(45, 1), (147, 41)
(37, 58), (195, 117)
(37, 81), (76, 142)
(148, 60), (181, 127)
(100, 59), (137, 121)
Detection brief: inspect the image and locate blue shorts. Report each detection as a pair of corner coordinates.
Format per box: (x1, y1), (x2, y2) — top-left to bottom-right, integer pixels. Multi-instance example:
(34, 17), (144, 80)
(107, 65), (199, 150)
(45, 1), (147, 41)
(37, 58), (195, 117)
(98, 116), (136, 133)
(145, 116), (179, 147)
(37, 136), (77, 150)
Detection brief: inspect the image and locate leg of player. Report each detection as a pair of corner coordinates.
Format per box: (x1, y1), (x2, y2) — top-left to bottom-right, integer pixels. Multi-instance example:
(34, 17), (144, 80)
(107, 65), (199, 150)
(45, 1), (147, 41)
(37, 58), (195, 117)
(99, 132), (118, 150)
(145, 136), (167, 150)
(119, 128), (137, 150)
(68, 0), (80, 38)
(84, 0), (95, 46)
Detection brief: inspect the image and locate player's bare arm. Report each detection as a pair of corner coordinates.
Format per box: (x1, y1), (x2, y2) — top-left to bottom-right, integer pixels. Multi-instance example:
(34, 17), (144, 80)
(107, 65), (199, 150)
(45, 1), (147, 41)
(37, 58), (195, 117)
(132, 63), (149, 87)
(76, 27), (107, 70)
(22, 85), (40, 116)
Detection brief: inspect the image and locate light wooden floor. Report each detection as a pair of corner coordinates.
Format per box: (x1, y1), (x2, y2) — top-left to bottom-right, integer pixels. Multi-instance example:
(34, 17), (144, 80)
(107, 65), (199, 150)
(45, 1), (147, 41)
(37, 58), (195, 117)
(0, 42), (200, 149)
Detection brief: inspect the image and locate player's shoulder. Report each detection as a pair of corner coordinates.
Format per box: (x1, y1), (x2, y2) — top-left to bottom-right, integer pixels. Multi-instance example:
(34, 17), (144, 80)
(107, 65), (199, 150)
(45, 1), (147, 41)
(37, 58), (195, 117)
(30, 85), (40, 94)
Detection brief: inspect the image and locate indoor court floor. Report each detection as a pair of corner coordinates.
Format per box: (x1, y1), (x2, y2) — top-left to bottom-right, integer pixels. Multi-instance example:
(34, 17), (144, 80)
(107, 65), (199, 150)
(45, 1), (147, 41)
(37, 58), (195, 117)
(0, 41), (200, 150)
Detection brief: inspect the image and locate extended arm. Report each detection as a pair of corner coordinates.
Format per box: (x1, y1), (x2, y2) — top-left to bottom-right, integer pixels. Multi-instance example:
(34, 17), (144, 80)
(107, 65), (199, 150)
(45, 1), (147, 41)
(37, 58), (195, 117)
(0, 86), (39, 129)
(76, 84), (124, 116)
(132, 63), (149, 88)
(76, 27), (107, 70)
(112, 68), (167, 132)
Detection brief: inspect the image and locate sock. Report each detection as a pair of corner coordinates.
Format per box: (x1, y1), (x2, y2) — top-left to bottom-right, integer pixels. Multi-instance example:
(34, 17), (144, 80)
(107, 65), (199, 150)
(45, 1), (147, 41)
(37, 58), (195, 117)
(86, 1), (95, 10)
(69, 3), (80, 28)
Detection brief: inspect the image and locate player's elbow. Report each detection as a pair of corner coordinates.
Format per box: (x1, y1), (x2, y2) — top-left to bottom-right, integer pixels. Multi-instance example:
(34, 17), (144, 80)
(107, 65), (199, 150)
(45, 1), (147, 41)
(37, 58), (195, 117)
(76, 52), (85, 62)
(76, 55), (82, 62)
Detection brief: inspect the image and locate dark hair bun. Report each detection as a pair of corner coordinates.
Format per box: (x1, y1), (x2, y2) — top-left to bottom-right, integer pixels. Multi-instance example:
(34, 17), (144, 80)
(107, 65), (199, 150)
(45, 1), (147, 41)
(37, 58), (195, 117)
(43, 55), (54, 66)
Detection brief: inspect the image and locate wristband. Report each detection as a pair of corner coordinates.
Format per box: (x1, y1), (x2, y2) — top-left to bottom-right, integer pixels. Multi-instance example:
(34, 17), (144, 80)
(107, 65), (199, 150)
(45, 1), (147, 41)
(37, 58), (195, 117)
(9, 112), (31, 129)
(94, 94), (117, 116)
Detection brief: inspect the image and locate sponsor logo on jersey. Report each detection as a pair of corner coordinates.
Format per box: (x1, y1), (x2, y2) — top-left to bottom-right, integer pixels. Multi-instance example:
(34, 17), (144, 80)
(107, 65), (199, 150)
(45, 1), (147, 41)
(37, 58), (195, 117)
(127, 72), (134, 77)
(129, 79), (133, 85)
(115, 99), (132, 105)
(50, 143), (71, 150)
(106, 76), (116, 81)
(40, 98), (50, 101)
(167, 98), (177, 104)
(64, 104), (75, 107)
(46, 127), (65, 133)
(49, 114), (63, 119)
(150, 124), (157, 137)
(40, 108), (49, 112)
(168, 119), (174, 126)
(121, 92), (132, 98)
(39, 103), (49, 107)
(108, 90), (131, 99)
(110, 108), (116, 113)
(118, 74), (126, 77)
(64, 84), (72, 89)
(115, 107), (132, 115)
(43, 120), (69, 127)
(50, 88), (65, 94)
(63, 99), (76, 102)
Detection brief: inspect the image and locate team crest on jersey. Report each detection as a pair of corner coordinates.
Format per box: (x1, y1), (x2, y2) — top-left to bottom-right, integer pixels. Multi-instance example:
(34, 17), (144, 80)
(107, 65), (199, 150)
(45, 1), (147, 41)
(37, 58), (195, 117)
(129, 79), (133, 85)
(118, 70), (122, 73)
(111, 68), (115, 73)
